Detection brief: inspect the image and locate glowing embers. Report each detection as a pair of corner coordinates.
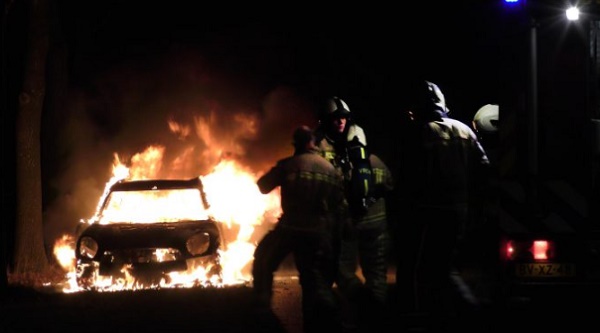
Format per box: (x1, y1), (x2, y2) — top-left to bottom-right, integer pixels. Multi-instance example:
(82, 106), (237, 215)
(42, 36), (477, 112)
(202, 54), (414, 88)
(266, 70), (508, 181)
(75, 252), (223, 292)
(109, 248), (183, 265)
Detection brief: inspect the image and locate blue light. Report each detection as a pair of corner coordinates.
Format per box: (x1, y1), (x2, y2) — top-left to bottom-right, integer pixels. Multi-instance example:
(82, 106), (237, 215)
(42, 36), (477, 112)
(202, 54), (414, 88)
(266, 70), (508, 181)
(503, 0), (524, 8)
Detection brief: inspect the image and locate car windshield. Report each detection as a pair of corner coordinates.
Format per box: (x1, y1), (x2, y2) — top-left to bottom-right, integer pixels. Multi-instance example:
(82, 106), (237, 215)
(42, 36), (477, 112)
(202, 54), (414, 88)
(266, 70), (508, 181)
(98, 188), (210, 224)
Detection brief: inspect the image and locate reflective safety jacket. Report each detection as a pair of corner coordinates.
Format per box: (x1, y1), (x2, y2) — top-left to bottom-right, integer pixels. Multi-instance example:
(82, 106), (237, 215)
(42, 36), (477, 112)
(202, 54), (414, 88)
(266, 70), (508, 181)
(354, 154), (394, 231)
(314, 123), (366, 178)
(401, 117), (490, 209)
(257, 148), (348, 233)
(315, 124), (374, 216)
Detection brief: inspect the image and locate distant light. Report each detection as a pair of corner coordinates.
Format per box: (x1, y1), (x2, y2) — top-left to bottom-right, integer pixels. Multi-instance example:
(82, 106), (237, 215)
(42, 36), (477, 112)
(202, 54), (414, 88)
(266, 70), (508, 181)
(503, 0), (523, 9)
(566, 6), (580, 21)
(505, 241), (515, 260)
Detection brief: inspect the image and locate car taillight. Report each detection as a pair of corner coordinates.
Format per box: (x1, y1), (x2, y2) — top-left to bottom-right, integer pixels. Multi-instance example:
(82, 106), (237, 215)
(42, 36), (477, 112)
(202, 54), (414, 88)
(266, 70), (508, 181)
(502, 239), (555, 261)
(504, 240), (515, 260)
(532, 240), (550, 260)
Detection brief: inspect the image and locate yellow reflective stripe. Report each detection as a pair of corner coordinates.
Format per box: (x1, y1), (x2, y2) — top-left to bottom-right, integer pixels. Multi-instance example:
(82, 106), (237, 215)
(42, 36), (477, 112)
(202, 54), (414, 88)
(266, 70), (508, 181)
(373, 169), (384, 184)
(360, 211), (386, 223)
(363, 179), (369, 196)
(298, 171), (342, 187)
(324, 151), (336, 161)
(360, 147), (366, 159)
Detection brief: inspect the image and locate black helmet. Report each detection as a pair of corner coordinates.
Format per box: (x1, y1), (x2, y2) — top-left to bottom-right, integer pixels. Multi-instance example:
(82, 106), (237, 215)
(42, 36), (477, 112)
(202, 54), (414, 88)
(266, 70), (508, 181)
(400, 79), (448, 121)
(320, 96), (351, 120)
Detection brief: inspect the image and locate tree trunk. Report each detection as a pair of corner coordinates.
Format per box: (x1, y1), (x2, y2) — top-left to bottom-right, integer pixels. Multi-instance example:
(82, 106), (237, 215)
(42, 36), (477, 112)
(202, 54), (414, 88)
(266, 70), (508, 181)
(13, 0), (50, 278)
(1, 0), (15, 292)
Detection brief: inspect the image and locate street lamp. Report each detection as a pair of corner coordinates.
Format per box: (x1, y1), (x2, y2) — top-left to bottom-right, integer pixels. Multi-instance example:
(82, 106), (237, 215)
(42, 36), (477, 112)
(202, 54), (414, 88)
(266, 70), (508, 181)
(529, 11), (539, 210)
(507, 0), (585, 211)
(566, 6), (580, 21)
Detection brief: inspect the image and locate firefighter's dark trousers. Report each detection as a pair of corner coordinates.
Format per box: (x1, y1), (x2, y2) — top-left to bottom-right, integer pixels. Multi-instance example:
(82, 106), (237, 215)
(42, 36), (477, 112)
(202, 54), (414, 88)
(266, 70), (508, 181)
(337, 226), (390, 303)
(252, 226), (340, 332)
(336, 225), (390, 331)
(396, 205), (465, 332)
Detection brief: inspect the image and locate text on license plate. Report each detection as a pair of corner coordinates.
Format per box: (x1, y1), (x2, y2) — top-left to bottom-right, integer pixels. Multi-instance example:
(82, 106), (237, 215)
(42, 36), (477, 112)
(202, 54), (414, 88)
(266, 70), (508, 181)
(516, 263), (575, 277)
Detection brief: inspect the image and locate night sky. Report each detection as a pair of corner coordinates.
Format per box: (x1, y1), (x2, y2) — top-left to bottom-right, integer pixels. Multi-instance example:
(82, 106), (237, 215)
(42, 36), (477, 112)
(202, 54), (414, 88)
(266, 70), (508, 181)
(4, 1), (588, 249)
(45, 1), (520, 155)
(54, 1), (517, 116)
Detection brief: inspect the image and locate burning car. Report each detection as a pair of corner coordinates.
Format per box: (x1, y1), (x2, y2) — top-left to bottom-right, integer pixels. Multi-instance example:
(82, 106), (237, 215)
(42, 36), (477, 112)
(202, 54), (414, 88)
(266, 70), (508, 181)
(74, 177), (224, 290)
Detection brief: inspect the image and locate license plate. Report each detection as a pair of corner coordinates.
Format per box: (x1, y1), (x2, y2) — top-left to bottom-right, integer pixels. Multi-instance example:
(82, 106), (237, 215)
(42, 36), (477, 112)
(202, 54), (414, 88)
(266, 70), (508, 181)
(515, 263), (575, 277)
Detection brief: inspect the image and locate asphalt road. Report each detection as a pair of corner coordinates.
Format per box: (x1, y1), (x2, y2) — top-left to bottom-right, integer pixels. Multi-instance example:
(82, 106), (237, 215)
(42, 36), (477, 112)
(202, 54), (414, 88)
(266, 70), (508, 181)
(1, 266), (598, 333)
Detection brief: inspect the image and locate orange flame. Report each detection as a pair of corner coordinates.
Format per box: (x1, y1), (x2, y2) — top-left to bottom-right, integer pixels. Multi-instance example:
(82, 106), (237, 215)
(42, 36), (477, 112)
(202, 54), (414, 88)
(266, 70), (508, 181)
(54, 141), (281, 293)
(53, 234), (76, 271)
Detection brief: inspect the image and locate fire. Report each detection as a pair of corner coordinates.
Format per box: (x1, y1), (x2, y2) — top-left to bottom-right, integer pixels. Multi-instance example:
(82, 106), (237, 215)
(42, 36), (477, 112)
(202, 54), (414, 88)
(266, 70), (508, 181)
(202, 159), (281, 283)
(54, 234), (76, 271)
(53, 144), (281, 293)
(86, 153), (130, 224)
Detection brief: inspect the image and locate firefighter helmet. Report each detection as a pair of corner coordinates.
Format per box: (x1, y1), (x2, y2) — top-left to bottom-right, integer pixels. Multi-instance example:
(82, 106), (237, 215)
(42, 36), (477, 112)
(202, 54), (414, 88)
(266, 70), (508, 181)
(399, 79), (449, 119)
(320, 96), (351, 120)
(426, 81), (449, 114)
(473, 104), (499, 134)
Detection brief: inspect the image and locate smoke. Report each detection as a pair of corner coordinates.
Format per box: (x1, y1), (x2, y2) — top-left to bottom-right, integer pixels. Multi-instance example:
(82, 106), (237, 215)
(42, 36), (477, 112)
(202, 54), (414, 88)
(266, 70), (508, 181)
(42, 45), (318, 249)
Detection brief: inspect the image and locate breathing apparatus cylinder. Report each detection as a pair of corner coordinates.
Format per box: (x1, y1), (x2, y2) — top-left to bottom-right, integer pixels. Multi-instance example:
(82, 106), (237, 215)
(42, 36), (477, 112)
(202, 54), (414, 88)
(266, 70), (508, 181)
(347, 136), (373, 217)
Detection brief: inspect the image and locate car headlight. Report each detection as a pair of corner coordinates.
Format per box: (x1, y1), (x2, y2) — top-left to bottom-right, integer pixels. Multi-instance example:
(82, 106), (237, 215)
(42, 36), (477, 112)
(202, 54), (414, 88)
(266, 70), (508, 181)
(78, 236), (99, 259)
(186, 232), (211, 256)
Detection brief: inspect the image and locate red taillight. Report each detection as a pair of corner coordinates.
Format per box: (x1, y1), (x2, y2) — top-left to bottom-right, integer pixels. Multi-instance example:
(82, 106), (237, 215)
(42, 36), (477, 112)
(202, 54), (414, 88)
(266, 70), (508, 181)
(505, 240), (515, 260)
(502, 238), (554, 261)
(531, 240), (553, 261)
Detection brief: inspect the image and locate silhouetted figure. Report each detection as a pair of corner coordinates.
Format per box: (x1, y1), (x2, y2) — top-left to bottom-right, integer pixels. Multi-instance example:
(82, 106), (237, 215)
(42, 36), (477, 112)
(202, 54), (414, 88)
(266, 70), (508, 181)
(313, 96), (395, 332)
(314, 96), (371, 218)
(394, 80), (490, 332)
(337, 153), (394, 332)
(252, 125), (349, 332)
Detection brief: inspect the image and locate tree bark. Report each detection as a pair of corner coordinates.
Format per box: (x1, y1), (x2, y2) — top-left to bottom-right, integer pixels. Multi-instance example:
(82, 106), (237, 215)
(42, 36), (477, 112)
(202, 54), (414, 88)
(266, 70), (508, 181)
(1, 0), (15, 292)
(13, 0), (50, 277)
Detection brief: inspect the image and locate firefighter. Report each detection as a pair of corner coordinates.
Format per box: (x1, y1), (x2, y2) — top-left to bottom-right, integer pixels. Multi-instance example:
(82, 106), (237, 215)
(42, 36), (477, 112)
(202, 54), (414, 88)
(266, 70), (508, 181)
(252, 125), (349, 333)
(313, 96), (372, 218)
(467, 103), (501, 305)
(472, 104), (499, 165)
(394, 80), (490, 330)
(336, 152), (394, 332)
(314, 96), (393, 331)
